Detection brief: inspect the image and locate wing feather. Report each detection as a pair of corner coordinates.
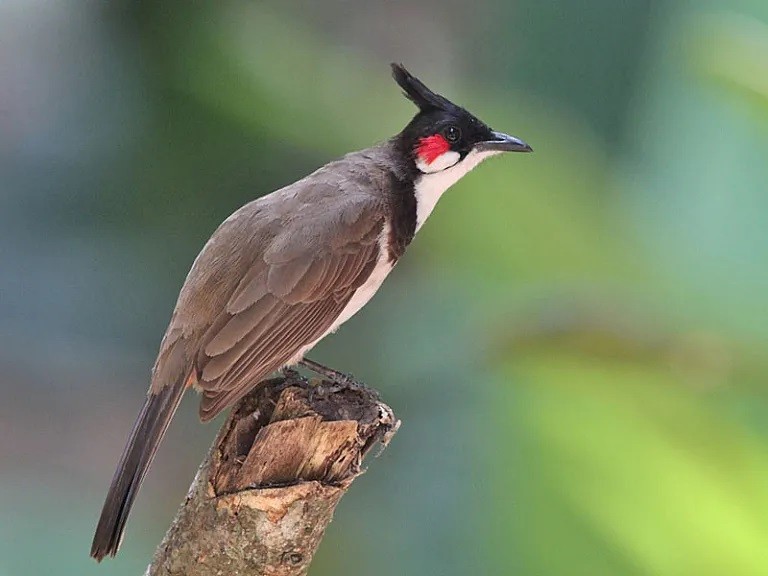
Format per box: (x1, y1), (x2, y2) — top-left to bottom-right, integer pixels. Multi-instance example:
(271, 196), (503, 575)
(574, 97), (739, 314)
(206, 305), (305, 395)
(200, 295), (285, 381)
(199, 297), (348, 419)
(194, 206), (384, 421)
(203, 294), (281, 358)
(267, 256), (314, 300)
(227, 267), (269, 314)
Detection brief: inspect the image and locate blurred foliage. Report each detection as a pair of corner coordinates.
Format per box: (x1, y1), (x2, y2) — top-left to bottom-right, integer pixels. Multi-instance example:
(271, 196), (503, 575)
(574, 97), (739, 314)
(2, 1), (768, 576)
(691, 12), (768, 118)
(495, 354), (768, 575)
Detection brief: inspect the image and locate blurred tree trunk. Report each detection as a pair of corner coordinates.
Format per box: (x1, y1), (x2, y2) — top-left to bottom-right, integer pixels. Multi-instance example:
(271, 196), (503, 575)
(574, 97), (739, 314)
(145, 373), (399, 576)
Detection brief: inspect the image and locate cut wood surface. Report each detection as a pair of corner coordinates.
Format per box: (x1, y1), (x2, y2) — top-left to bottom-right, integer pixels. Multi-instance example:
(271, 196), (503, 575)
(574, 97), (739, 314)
(145, 371), (399, 576)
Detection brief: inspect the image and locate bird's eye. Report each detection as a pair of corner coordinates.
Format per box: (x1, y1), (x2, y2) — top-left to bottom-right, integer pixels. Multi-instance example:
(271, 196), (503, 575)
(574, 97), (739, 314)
(444, 125), (461, 143)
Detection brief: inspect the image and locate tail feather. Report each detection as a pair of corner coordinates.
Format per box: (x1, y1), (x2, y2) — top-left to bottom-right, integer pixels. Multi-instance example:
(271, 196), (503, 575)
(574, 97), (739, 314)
(90, 381), (186, 561)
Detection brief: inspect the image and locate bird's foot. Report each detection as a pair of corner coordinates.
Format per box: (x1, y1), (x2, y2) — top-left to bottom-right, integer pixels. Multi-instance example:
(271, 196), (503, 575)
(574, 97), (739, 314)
(299, 358), (382, 416)
(299, 358), (364, 388)
(280, 366), (303, 383)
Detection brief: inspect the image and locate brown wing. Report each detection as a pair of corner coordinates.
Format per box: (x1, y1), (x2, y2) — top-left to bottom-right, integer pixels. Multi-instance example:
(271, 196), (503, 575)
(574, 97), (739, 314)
(193, 210), (383, 421)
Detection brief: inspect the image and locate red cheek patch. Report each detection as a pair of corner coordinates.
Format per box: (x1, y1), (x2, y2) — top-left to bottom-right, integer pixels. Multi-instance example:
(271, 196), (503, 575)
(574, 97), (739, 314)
(416, 134), (450, 165)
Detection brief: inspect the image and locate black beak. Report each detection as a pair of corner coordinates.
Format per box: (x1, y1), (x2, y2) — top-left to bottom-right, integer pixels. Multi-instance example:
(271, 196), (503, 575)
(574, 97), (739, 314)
(476, 131), (532, 153)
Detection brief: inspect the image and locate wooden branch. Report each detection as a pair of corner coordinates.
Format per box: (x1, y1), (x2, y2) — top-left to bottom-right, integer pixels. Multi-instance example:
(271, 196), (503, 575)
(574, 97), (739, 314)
(145, 372), (399, 576)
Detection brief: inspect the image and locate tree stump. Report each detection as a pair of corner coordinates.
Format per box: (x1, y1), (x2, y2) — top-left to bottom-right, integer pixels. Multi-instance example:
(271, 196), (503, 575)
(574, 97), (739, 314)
(145, 371), (399, 576)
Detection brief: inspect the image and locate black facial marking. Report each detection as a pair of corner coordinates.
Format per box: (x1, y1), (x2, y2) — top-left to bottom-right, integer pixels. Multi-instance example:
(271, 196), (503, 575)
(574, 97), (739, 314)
(385, 170), (417, 262)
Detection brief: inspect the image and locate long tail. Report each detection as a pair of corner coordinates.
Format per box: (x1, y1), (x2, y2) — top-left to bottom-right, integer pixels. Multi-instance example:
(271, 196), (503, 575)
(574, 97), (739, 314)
(90, 380), (187, 561)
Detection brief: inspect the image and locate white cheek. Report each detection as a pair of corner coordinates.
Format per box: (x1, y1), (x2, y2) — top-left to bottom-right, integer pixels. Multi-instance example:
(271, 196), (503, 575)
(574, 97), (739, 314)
(416, 150), (460, 174)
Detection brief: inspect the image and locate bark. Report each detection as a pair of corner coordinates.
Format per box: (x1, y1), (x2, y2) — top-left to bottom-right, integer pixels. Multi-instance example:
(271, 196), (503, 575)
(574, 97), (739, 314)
(145, 371), (399, 576)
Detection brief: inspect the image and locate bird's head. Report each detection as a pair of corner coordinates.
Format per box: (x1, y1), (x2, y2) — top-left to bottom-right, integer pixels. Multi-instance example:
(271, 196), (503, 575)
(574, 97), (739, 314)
(391, 63), (531, 177)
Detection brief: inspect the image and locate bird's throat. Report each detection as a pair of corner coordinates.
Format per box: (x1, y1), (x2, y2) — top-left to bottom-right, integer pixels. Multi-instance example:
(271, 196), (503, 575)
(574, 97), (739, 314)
(413, 149), (499, 232)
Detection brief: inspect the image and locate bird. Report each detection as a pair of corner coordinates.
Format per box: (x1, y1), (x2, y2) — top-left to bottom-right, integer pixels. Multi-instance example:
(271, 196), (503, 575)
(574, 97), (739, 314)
(90, 62), (531, 561)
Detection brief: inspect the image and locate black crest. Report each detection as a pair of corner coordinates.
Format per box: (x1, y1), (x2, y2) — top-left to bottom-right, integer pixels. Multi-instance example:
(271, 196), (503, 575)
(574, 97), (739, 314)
(391, 63), (457, 113)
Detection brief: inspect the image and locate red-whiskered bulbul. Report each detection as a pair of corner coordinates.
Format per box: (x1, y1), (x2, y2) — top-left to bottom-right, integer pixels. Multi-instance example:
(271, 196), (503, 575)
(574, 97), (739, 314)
(91, 63), (531, 561)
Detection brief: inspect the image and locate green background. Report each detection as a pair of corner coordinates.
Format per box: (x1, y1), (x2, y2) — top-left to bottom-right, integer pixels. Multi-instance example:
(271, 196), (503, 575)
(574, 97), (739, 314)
(2, 1), (768, 574)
